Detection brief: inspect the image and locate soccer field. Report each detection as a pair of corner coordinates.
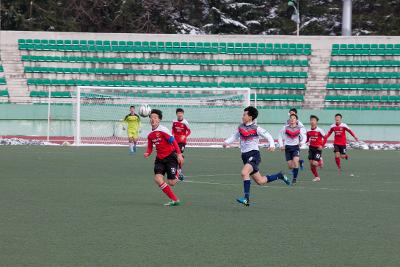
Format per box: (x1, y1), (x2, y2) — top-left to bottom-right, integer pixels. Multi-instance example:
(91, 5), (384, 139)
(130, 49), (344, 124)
(0, 146), (399, 266)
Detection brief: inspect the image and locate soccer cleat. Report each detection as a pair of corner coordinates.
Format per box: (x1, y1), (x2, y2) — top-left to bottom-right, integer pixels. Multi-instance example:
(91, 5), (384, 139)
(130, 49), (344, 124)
(292, 178), (297, 184)
(312, 177), (321, 182)
(278, 172), (291, 186)
(299, 159), (304, 170)
(177, 169), (185, 181)
(164, 200), (181, 206)
(236, 197), (250, 207)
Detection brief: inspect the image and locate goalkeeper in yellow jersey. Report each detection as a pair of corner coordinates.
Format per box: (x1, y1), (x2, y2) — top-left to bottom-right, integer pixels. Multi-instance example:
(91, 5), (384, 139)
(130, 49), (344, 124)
(123, 106), (141, 154)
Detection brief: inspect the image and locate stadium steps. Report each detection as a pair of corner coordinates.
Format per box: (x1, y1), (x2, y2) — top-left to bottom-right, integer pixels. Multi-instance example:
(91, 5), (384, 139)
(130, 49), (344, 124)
(0, 45), (29, 102)
(21, 55), (309, 67)
(325, 95), (400, 102)
(303, 48), (330, 109)
(23, 66), (308, 78)
(331, 43), (400, 56)
(18, 39), (312, 55)
(326, 83), (400, 90)
(26, 78), (306, 90)
(330, 60), (400, 67)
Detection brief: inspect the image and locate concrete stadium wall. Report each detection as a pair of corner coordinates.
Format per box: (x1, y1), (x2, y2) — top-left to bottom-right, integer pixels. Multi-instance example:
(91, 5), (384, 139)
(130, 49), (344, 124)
(2, 30), (400, 48)
(1, 104), (399, 141)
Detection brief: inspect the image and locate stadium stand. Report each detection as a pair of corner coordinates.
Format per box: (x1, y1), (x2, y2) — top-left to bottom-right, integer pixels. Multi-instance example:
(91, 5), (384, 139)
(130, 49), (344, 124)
(0, 31), (399, 110)
(17, 38), (310, 106)
(326, 43), (400, 109)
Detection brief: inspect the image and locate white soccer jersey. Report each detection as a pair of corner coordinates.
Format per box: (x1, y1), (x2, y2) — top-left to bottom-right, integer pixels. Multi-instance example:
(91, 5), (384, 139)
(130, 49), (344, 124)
(224, 122), (275, 153)
(278, 124), (307, 147)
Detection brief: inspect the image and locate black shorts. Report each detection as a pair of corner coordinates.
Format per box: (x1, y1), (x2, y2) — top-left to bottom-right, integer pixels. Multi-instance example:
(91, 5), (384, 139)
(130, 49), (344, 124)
(334, 144), (347, 155)
(154, 153), (180, 180)
(285, 145), (300, 161)
(241, 150), (261, 175)
(178, 143), (186, 154)
(308, 146), (322, 161)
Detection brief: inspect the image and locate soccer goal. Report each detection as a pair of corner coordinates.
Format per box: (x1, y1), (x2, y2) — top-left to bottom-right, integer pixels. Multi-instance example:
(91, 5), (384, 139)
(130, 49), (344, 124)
(73, 86), (251, 147)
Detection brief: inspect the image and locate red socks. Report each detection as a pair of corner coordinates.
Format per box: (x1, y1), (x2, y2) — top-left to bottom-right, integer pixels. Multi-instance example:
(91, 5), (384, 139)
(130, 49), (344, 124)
(311, 166), (319, 178)
(335, 157), (341, 169)
(160, 182), (178, 201)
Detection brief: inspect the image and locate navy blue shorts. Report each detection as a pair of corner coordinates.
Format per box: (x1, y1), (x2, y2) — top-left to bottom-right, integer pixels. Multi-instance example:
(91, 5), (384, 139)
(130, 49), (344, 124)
(285, 145), (300, 161)
(241, 150), (261, 175)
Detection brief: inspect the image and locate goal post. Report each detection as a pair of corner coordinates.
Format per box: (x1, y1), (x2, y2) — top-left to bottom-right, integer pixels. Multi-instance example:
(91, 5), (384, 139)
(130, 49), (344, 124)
(73, 86), (251, 147)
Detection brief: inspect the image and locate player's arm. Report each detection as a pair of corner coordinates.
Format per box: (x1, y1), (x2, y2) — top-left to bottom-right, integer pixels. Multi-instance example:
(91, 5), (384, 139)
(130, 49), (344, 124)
(319, 129), (327, 149)
(171, 123), (175, 136)
(257, 127), (275, 151)
(223, 128), (240, 148)
(144, 138), (153, 158)
(299, 127), (307, 146)
(324, 127), (333, 141)
(278, 127), (285, 150)
(345, 126), (359, 141)
(185, 123), (191, 137)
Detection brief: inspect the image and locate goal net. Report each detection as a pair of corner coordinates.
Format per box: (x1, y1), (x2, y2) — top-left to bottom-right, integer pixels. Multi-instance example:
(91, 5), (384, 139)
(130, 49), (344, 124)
(73, 86), (251, 147)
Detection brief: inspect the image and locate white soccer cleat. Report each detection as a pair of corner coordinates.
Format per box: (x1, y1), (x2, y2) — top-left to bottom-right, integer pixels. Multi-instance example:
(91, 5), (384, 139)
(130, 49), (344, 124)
(312, 177), (320, 182)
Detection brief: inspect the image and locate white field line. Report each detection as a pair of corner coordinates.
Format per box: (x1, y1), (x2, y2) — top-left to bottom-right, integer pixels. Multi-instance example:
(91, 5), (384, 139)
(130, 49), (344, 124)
(183, 174), (400, 193)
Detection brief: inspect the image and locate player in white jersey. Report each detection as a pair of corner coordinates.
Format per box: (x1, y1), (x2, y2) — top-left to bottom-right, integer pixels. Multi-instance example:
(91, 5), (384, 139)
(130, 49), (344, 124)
(279, 113), (307, 184)
(223, 106), (290, 207)
(286, 108), (305, 169)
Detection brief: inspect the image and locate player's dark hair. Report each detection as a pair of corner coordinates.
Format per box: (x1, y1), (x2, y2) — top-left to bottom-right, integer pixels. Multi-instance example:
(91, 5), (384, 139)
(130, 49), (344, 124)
(310, 115), (319, 121)
(290, 113), (298, 120)
(130, 105), (135, 109)
(335, 113), (342, 118)
(176, 108), (184, 114)
(244, 106), (258, 120)
(151, 109), (163, 120)
(289, 108), (298, 114)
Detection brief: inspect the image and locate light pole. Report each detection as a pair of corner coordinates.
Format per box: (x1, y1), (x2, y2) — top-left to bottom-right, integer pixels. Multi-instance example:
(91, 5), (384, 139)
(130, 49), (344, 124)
(342, 0), (352, 36)
(288, 0), (300, 36)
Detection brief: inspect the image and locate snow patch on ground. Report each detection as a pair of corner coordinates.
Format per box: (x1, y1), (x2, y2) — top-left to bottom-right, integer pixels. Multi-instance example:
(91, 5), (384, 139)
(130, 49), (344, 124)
(0, 138), (59, 146)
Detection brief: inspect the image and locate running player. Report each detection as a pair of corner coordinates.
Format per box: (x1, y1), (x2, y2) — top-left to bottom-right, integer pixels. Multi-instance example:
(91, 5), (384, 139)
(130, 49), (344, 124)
(171, 108), (191, 180)
(286, 108), (305, 170)
(223, 106), (290, 207)
(171, 108), (191, 154)
(279, 113), (307, 184)
(144, 109), (184, 206)
(123, 106), (141, 154)
(306, 115), (325, 182)
(324, 113), (359, 173)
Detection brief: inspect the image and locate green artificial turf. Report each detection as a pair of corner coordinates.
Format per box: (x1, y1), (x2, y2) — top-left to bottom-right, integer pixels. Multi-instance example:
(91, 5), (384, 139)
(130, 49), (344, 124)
(0, 146), (399, 266)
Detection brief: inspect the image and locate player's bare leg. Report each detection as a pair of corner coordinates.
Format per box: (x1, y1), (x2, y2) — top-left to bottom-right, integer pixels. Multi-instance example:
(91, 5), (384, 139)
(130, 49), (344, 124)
(154, 174), (180, 206)
(128, 137), (137, 154)
(310, 160), (320, 182)
(335, 151), (342, 173)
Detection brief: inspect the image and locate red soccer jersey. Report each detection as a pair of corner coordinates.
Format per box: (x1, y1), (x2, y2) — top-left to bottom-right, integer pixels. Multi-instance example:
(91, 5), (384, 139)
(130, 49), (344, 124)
(146, 125), (181, 159)
(325, 123), (357, 146)
(307, 127), (326, 148)
(171, 119), (191, 144)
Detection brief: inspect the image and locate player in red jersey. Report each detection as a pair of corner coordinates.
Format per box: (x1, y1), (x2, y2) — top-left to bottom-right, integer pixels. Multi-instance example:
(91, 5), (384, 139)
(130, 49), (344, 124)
(324, 113), (359, 172)
(171, 108), (191, 180)
(172, 108), (191, 153)
(144, 109), (184, 206)
(306, 115), (326, 182)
